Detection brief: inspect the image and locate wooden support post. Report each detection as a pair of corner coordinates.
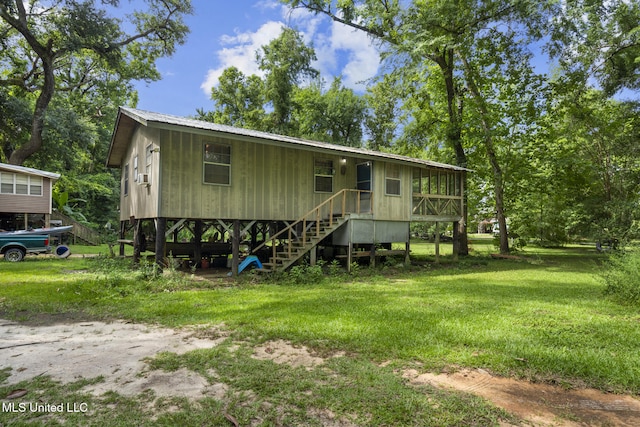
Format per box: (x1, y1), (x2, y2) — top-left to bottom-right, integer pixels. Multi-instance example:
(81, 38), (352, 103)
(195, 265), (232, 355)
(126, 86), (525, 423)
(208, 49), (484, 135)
(452, 220), (459, 262)
(232, 220), (240, 277)
(405, 241), (411, 266)
(119, 221), (126, 257)
(194, 220), (203, 267)
(133, 219), (141, 264)
(370, 244), (376, 268)
(44, 213), (50, 228)
(155, 217), (166, 268)
(435, 222), (440, 264)
(310, 246), (317, 266)
(250, 222), (258, 248)
(347, 242), (353, 272)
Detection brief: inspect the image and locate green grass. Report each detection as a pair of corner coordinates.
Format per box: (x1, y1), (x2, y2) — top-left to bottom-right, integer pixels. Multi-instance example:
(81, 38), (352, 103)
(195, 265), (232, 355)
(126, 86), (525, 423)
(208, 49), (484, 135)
(1, 239), (638, 425)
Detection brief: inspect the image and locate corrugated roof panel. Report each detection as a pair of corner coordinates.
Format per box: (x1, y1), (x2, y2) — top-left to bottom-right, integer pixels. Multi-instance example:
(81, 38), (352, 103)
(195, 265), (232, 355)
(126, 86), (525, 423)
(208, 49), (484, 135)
(0, 163), (61, 180)
(115, 107), (470, 172)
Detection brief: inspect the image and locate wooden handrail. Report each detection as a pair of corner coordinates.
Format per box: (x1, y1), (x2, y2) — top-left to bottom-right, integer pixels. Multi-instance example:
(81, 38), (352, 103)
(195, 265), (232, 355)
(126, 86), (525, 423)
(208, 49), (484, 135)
(252, 189), (371, 255)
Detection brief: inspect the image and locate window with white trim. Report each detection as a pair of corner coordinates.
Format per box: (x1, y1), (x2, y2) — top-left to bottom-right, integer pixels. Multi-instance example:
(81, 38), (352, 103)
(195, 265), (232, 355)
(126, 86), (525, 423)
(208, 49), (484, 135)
(203, 143), (231, 185)
(16, 174), (28, 194)
(145, 144), (153, 184)
(133, 155), (139, 184)
(0, 173), (12, 194)
(314, 159), (334, 193)
(124, 163), (129, 196)
(0, 173), (43, 196)
(30, 176), (42, 195)
(385, 164), (401, 196)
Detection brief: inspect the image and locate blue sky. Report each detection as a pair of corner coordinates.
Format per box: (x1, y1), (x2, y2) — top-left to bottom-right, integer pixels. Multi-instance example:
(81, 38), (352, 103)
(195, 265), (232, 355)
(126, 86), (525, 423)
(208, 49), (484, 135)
(131, 0), (381, 117)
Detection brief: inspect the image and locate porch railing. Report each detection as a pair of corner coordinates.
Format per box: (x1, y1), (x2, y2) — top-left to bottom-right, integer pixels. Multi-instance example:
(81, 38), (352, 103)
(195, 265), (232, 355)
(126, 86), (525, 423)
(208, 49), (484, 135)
(412, 193), (462, 218)
(251, 189), (372, 261)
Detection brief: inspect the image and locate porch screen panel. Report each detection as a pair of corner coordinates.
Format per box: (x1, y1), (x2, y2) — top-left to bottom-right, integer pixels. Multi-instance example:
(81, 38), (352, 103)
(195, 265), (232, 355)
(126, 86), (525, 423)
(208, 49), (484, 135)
(412, 168), (420, 193)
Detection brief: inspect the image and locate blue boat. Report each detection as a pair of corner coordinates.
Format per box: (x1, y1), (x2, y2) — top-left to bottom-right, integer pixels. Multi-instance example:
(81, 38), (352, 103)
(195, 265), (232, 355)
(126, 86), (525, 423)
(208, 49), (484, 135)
(0, 225), (73, 236)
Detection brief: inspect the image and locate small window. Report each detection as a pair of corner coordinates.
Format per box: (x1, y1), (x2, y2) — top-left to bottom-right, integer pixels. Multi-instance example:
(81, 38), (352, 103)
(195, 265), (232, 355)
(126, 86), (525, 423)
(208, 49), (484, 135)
(314, 159), (334, 193)
(124, 163), (129, 196)
(30, 176), (42, 196)
(145, 144), (153, 183)
(385, 164), (401, 196)
(0, 173), (13, 194)
(16, 174), (28, 195)
(204, 143), (231, 185)
(133, 155), (139, 184)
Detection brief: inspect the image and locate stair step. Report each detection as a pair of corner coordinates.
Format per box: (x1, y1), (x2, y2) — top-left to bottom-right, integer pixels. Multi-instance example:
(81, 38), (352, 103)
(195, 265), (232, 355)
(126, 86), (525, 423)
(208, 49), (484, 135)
(253, 212), (347, 273)
(263, 261), (284, 267)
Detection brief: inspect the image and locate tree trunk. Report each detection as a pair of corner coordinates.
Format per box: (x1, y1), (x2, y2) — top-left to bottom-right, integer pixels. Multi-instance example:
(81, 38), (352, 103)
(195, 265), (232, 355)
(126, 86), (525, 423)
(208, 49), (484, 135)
(8, 49), (56, 165)
(436, 48), (469, 255)
(460, 55), (509, 254)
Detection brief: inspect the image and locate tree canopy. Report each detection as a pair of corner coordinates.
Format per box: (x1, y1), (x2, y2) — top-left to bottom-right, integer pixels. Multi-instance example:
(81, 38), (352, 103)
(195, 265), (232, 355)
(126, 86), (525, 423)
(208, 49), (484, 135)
(1, 0), (637, 247)
(0, 0), (192, 166)
(198, 27), (366, 147)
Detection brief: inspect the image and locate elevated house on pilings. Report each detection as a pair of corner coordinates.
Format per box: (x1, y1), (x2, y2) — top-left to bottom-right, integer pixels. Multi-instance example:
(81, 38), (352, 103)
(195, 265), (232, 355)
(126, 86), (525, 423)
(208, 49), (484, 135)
(106, 107), (468, 275)
(0, 163), (60, 231)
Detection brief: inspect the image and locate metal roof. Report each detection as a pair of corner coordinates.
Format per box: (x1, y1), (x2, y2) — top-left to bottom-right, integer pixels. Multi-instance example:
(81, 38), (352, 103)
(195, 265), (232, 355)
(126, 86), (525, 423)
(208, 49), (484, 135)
(0, 162), (61, 180)
(107, 106), (469, 172)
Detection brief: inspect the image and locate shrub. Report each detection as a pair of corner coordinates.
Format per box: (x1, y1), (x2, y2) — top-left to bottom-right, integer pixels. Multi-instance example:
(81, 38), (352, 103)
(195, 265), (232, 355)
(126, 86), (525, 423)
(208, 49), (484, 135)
(601, 250), (640, 305)
(286, 262), (325, 285)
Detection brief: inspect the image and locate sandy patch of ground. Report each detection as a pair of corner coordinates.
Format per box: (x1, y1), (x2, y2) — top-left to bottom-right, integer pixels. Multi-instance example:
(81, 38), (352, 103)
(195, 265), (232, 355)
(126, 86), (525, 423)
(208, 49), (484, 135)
(403, 368), (640, 427)
(3, 317), (640, 426)
(0, 319), (227, 400)
(252, 340), (327, 370)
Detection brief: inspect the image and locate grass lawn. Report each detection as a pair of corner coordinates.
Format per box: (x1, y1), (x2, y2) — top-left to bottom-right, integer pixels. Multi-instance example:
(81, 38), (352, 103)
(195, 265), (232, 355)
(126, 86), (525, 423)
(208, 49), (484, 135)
(1, 236), (638, 425)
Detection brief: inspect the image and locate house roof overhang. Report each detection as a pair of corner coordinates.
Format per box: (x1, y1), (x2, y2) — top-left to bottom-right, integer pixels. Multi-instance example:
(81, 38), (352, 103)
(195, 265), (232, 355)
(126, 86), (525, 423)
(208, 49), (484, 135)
(106, 106), (471, 172)
(0, 162), (61, 181)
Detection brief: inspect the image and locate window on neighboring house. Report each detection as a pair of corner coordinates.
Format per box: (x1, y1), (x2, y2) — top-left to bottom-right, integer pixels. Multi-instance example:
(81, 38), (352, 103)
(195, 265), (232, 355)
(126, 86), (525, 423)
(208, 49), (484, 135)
(314, 159), (334, 193)
(0, 173), (14, 194)
(0, 173), (43, 195)
(30, 176), (42, 195)
(124, 163), (129, 196)
(203, 143), (231, 185)
(385, 164), (401, 196)
(15, 174), (28, 194)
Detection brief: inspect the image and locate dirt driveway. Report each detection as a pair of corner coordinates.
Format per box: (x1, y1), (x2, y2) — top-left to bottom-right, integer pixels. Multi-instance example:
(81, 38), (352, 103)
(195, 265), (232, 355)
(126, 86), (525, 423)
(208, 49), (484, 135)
(2, 317), (640, 426)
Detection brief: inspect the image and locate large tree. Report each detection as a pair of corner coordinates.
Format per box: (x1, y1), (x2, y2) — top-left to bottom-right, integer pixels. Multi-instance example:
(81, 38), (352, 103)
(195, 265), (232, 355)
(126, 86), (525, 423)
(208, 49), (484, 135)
(0, 0), (192, 166)
(284, 0), (555, 254)
(257, 27), (319, 134)
(550, 0), (640, 95)
(293, 77), (365, 146)
(200, 28), (366, 146)
(197, 66), (266, 130)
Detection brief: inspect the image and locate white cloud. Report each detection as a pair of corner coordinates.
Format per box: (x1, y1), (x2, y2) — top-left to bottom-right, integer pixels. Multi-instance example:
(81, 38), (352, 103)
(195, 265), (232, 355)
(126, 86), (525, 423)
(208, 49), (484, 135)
(200, 21), (284, 95)
(326, 21), (380, 90)
(283, 4), (380, 90)
(200, 2), (381, 96)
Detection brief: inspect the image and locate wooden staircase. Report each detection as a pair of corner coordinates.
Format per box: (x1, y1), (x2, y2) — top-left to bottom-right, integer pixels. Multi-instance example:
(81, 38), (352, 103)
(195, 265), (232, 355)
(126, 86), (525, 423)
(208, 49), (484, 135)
(50, 211), (100, 245)
(252, 189), (371, 273)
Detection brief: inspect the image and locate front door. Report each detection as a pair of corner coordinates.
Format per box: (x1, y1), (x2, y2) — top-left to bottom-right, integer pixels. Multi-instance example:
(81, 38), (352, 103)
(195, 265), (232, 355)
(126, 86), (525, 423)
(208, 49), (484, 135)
(356, 162), (372, 213)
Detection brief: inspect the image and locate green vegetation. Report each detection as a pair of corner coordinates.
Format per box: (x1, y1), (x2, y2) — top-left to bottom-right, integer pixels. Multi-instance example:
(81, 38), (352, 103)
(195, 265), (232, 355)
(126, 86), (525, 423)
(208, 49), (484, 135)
(2, 241), (638, 417)
(601, 249), (640, 305)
